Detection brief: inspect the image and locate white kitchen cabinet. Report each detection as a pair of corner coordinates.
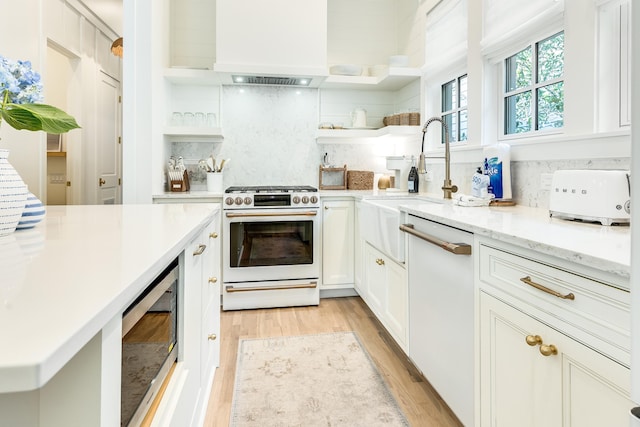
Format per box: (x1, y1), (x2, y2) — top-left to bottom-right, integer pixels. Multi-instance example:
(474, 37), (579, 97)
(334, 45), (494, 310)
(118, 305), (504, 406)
(477, 237), (632, 427)
(155, 212), (221, 426)
(321, 200), (355, 288)
(362, 242), (408, 349)
(480, 292), (631, 427)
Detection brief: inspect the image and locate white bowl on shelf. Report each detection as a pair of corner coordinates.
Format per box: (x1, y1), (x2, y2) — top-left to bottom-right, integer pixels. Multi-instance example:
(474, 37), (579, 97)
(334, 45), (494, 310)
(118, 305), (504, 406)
(329, 64), (363, 76)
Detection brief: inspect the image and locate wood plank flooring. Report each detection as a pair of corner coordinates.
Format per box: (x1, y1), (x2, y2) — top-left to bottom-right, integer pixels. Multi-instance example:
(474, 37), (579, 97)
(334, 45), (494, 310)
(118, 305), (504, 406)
(203, 296), (463, 427)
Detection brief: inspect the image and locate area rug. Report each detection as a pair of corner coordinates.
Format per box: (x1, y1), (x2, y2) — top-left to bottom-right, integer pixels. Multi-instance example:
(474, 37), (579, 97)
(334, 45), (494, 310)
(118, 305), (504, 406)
(230, 331), (409, 426)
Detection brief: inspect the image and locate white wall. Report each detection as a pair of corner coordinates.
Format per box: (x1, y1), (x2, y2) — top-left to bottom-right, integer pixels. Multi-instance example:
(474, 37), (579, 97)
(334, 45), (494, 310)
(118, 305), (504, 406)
(0, 0), (122, 203)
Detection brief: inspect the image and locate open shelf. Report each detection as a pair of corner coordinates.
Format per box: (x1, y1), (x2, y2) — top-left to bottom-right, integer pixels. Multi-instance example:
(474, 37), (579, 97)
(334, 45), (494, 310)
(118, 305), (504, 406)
(320, 67), (421, 91)
(163, 126), (224, 142)
(316, 125), (421, 144)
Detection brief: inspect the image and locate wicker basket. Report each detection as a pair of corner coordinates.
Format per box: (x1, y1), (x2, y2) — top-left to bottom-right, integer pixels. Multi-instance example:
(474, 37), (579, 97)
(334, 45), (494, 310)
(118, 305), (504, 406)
(347, 170), (374, 190)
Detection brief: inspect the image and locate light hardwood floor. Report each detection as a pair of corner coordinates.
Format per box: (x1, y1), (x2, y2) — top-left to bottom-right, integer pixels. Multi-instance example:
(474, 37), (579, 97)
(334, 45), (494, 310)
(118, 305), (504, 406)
(203, 296), (463, 427)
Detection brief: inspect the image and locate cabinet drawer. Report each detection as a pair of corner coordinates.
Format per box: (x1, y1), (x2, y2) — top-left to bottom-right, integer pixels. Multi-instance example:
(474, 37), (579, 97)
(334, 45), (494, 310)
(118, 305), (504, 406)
(478, 243), (630, 363)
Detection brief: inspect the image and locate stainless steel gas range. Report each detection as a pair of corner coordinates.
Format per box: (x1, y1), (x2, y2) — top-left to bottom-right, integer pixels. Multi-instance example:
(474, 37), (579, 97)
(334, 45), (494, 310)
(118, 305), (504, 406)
(222, 185), (320, 310)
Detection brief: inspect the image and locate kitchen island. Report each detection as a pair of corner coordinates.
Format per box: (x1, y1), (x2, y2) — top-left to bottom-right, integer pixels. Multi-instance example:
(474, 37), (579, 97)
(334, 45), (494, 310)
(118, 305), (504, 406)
(0, 203), (219, 426)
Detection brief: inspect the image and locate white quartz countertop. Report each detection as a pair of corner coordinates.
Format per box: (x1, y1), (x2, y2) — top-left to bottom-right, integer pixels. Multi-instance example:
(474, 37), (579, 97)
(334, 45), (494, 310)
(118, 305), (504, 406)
(0, 203), (218, 393)
(331, 189), (631, 280)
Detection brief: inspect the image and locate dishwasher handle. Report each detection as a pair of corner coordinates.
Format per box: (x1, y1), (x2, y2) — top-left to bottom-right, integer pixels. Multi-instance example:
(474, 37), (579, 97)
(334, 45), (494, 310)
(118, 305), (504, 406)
(400, 223), (472, 255)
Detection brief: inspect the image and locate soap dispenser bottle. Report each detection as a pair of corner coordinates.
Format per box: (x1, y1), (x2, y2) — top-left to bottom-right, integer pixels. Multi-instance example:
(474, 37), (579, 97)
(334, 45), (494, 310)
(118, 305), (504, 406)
(408, 158), (419, 193)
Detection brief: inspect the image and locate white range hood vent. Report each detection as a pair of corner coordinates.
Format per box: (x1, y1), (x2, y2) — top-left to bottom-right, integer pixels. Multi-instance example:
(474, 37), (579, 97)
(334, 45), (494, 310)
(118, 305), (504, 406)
(231, 75), (312, 87)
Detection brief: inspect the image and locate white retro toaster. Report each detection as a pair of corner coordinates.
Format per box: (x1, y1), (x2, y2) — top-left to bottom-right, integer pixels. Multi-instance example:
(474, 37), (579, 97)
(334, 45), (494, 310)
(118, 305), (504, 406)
(549, 169), (630, 226)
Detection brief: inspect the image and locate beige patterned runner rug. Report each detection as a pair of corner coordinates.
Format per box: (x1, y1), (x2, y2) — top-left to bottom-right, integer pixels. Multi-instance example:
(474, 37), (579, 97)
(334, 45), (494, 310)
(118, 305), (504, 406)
(230, 331), (409, 426)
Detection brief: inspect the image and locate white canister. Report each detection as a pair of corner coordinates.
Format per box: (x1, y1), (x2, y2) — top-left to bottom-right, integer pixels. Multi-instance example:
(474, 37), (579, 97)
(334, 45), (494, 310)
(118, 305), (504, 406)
(206, 172), (224, 193)
(351, 108), (367, 128)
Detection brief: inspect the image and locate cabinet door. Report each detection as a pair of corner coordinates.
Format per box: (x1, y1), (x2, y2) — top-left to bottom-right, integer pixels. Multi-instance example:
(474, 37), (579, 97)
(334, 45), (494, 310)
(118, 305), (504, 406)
(201, 214), (221, 387)
(363, 243), (386, 316)
(170, 231), (206, 424)
(383, 257), (407, 348)
(480, 292), (631, 427)
(322, 200), (354, 286)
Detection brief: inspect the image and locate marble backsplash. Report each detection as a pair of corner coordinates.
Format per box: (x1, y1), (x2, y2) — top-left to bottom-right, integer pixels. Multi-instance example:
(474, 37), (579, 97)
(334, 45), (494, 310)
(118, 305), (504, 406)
(170, 85), (630, 208)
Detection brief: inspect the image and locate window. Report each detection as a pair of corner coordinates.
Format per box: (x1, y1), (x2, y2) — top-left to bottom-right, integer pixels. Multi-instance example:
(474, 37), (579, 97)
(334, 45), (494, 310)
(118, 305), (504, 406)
(503, 31), (564, 135)
(441, 74), (468, 143)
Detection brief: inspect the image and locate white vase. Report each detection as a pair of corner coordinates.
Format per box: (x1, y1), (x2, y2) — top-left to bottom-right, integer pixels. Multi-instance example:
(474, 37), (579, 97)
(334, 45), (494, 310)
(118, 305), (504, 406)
(0, 149), (29, 237)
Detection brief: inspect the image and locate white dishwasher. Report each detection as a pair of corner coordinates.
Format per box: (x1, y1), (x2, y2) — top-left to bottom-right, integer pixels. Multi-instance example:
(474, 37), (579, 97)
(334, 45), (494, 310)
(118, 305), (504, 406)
(401, 214), (474, 427)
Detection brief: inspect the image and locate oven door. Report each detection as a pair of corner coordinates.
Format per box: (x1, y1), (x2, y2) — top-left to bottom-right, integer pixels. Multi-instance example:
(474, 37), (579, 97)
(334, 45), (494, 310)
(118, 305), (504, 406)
(223, 208), (319, 283)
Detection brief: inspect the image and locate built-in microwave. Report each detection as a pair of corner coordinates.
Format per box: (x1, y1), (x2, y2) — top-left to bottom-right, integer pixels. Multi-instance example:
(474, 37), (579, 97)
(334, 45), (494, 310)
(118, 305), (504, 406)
(121, 259), (179, 426)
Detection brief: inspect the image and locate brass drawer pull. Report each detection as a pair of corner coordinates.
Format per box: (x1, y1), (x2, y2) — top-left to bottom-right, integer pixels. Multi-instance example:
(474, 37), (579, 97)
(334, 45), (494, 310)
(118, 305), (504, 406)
(210, 232), (218, 239)
(208, 277), (218, 284)
(375, 258), (385, 266)
(208, 334), (217, 341)
(193, 244), (207, 256)
(519, 276), (575, 300)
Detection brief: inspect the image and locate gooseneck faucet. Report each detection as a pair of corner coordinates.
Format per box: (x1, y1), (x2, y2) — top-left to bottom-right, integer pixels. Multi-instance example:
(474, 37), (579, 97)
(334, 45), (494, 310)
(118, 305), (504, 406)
(417, 116), (458, 199)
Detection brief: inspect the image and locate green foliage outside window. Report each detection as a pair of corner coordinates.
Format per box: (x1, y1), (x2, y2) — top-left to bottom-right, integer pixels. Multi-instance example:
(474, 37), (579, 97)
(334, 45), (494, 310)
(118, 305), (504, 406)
(504, 32), (564, 135)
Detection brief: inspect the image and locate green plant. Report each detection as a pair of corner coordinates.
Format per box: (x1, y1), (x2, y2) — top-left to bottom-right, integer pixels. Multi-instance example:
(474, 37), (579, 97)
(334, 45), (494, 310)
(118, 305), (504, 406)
(0, 54), (80, 134)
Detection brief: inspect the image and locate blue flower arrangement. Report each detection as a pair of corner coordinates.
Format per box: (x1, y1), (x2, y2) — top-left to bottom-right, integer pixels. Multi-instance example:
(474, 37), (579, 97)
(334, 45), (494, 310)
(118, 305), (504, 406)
(0, 54), (80, 134)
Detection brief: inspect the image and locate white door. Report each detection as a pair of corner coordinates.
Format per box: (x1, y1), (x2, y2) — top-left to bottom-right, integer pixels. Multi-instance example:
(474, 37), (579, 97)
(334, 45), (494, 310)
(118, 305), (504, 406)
(97, 72), (121, 205)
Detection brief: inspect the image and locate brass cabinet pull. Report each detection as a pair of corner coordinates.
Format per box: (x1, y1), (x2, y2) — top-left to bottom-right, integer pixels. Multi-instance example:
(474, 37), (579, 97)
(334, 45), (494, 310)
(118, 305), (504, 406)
(208, 277), (218, 284)
(400, 223), (472, 255)
(525, 335), (558, 357)
(525, 335), (542, 346)
(209, 232), (218, 239)
(539, 344), (558, 357)
(519, 276), (575, 300)
(208, 334), (217, 341)
(99, 178), (106, 186)
(193, 244), (207, 256)
(375, 258), (385, 266)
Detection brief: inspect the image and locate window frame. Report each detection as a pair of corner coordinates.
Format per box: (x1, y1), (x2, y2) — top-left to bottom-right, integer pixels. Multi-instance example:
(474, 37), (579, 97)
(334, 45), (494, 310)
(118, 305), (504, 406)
(498, 30), (565, 140)
(440, 74), (468, 144)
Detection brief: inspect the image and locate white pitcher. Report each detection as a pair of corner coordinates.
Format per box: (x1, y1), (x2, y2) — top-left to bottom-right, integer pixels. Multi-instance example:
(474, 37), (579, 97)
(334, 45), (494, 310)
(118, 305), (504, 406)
(351, 108), (367, 128)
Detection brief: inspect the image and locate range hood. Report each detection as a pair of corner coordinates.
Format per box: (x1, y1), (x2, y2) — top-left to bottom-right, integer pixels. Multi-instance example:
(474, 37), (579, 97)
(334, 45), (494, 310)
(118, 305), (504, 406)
(215, 0), (327, 87)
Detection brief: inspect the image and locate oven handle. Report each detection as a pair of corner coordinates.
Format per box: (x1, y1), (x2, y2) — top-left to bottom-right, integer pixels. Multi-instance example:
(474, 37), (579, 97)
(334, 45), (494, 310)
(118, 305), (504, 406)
(225, 281), (318, 293)
(225, 211), (318, 218)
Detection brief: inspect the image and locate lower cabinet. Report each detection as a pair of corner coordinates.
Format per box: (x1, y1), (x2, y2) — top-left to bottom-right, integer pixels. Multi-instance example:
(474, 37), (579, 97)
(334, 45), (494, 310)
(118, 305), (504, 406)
(479, 292), (631, 427)
(362, 242), (407, 349)
(321, 199), (354, 288)
(157, 213), (221, 426)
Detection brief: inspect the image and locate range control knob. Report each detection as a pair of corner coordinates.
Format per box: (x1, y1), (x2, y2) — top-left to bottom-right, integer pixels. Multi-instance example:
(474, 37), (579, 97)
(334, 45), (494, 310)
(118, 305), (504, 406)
(302, 196), (309, 204)
(235, 197), (244, 205)
(244, 197), (253, 205)
(310, 196), (318, 204)
(225, 197), (234, 205)
(293, 196), (301, 204)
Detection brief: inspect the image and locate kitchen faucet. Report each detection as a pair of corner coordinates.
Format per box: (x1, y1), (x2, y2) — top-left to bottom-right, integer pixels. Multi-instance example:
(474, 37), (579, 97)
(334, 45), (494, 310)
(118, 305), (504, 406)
(417, 116), (458, 199)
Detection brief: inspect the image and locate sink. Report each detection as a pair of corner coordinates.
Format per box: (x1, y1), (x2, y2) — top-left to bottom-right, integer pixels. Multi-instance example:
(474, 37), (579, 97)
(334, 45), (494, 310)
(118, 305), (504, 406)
(364, 195), (444, 209)
(358, 197), (441, 263)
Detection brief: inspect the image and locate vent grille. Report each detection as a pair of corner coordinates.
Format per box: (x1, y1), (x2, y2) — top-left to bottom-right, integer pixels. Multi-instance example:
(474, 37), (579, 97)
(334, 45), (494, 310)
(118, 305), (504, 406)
(231, 75), (311, 86)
